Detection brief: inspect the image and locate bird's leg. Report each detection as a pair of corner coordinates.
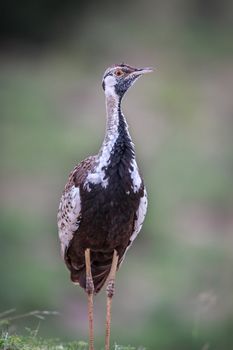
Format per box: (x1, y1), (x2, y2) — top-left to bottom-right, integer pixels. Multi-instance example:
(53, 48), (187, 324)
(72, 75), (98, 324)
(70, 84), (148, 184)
(105, 249), (119, 350)
(85, 248), (94, 350)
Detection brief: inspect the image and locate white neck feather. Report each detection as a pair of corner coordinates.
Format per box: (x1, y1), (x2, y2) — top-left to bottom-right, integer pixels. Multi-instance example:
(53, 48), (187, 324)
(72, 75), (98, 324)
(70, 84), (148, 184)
(85, 92), (120, 189)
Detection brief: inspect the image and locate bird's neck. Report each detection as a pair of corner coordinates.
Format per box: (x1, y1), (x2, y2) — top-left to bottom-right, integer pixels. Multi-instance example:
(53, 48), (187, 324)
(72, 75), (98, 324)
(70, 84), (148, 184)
(99, 93), (135, 161)
(85, 91), (141, 191)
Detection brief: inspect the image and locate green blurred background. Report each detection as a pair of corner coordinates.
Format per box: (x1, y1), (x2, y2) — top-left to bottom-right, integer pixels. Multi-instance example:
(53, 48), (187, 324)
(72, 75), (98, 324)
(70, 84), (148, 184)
(1, 0), (233, 348)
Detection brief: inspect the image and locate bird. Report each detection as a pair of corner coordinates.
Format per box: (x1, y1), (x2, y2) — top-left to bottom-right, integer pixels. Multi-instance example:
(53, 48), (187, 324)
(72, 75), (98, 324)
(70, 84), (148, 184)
(57, 63), (152, 350)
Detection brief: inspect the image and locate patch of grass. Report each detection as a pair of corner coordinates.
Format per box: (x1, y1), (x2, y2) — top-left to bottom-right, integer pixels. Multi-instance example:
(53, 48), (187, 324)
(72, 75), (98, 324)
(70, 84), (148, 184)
(0, 332), (89, 350)
(0, 310), (141, 350)
(0, 333), (140, 350)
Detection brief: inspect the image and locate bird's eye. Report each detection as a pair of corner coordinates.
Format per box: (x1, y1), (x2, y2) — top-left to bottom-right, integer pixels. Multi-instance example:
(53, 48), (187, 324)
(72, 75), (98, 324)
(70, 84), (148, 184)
(114, 69), (124, 77)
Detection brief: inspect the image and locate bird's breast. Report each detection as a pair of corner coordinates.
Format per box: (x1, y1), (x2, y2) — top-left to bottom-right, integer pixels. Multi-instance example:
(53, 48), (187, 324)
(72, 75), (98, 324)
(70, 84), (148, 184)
(77, 171), (143, 250)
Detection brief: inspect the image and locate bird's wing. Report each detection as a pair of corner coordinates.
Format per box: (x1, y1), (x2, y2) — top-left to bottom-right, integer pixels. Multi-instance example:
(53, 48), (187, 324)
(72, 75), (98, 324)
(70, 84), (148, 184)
(130, 186), (148, 245)
(57, 155), (97, 258)
(119, 186), (148, 266)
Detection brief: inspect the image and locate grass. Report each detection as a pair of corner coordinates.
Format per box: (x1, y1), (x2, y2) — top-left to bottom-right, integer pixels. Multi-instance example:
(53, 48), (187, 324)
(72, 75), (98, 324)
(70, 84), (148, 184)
(0, 332), (87, 350)
(0, 332), (140, 350)
(0, 310), (142, 350)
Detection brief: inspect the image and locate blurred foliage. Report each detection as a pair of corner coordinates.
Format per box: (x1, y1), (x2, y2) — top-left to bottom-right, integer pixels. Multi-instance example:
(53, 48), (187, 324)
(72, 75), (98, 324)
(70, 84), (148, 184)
(1, 0), (233, 349)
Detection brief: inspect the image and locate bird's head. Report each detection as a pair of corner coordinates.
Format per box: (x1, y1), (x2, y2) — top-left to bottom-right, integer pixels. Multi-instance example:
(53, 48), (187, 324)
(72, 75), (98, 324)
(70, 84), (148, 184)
(102, 63), (153, 99)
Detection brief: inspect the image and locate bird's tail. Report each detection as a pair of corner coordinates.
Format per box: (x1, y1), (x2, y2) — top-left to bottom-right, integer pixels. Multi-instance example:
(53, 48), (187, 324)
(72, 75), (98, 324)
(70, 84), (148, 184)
(67, 248), (126, 293)
(70, 262), (112, 294)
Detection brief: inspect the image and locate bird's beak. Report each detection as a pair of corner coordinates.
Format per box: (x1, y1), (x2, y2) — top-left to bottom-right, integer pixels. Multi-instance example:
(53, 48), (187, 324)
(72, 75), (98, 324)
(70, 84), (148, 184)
(130, 67), (153, 76)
